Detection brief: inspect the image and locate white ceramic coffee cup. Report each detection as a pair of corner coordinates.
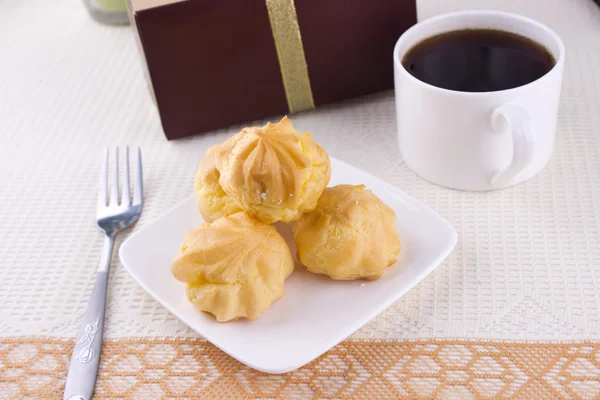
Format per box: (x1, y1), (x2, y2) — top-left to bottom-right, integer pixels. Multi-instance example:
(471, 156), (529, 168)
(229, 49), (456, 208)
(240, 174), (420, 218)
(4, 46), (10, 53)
(393, 11), (565, 191)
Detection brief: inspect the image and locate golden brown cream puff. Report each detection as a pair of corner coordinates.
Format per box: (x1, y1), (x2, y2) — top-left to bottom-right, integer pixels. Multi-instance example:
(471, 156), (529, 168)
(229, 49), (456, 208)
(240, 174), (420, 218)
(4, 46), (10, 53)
(195, 117), (330, 224)
(171, 212), (294, 322)
(293, 185), (401, 280)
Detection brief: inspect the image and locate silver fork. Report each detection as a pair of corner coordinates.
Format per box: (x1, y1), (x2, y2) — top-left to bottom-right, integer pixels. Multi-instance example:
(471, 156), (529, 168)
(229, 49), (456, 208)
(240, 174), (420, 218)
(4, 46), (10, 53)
(64, 147), (143, 400)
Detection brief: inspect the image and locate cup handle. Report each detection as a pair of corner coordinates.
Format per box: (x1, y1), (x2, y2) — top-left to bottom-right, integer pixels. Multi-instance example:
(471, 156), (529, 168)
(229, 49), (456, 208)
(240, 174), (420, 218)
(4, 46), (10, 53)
(490, 104), (535, 185)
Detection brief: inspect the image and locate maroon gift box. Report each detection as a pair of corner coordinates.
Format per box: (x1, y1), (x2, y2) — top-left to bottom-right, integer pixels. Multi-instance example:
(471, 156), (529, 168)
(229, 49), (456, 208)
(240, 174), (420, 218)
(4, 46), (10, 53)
(129, 0), (416, 140)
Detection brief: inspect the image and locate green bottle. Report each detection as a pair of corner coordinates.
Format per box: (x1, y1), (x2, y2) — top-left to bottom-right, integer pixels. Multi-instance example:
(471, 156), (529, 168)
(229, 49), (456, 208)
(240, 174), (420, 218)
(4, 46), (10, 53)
(97, 0), (128, 11)
(84, 0), (130, 25)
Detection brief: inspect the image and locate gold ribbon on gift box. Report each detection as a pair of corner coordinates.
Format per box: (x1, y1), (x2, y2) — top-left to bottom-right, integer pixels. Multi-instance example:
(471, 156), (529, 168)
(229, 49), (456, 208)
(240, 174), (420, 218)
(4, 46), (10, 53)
(266, 0), (315, 113)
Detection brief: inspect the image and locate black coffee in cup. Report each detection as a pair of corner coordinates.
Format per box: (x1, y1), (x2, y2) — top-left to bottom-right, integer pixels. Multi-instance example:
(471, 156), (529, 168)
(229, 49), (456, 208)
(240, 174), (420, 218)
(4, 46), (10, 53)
(402, 29), (555, 92)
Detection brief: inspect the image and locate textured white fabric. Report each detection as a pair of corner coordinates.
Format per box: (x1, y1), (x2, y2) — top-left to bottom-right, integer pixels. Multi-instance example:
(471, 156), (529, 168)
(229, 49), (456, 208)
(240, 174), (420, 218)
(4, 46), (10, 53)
(0, 0), (599, 340)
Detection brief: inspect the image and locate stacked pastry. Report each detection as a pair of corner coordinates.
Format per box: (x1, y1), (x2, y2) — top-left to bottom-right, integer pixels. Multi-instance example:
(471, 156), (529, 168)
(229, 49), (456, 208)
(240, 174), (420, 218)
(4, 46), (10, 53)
(171, 117), (401, 321)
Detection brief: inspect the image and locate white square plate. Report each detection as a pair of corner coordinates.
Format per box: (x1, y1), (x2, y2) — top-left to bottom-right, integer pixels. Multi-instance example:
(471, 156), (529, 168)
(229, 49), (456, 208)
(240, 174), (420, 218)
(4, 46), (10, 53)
(119, 157), (457, 373)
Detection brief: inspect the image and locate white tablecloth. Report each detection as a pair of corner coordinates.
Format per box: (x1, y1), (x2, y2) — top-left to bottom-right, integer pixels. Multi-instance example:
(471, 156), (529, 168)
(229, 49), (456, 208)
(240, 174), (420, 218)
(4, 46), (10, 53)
(1, 0), (599, 341)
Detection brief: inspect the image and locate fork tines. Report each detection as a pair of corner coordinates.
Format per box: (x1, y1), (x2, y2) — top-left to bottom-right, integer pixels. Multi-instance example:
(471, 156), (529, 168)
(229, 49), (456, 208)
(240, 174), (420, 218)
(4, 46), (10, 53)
(98, 146), (143, 209)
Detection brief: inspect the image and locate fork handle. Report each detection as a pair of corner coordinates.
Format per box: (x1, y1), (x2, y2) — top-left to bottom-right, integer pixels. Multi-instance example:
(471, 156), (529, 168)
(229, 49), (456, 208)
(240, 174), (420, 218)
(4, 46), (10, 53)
(64, 235), (114, 400)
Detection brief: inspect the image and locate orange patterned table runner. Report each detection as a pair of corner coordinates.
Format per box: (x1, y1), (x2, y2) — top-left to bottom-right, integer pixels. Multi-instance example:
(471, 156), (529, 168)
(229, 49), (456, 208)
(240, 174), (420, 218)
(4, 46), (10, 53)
(1, 338), (599, 399)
